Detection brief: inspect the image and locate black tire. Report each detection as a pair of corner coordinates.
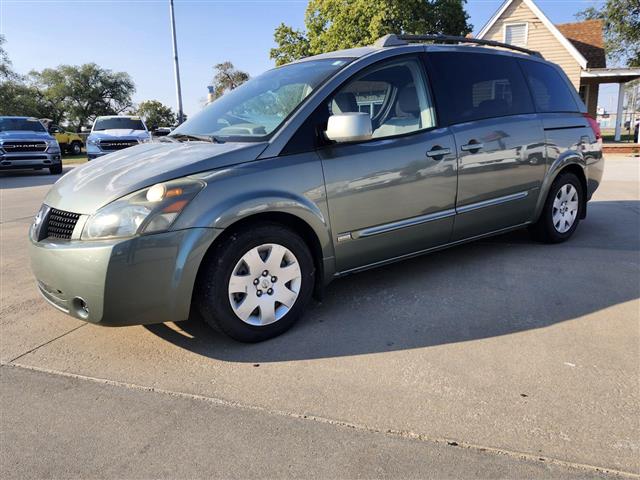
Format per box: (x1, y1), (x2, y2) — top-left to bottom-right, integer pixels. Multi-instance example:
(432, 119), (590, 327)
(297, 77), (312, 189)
(196, 223), (315, 342)
(529, 172), (583, 243)
(70, 142), (82, 155)
(49, 164), (63, 175)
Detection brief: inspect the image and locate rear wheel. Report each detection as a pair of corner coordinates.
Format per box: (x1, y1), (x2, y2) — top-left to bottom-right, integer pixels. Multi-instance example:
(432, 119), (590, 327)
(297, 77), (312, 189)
(196, 223), (315, 342)
(529, 172), (583, 243)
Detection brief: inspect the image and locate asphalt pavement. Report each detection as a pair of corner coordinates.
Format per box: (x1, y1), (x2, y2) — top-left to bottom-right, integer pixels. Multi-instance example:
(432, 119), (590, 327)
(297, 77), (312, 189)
(1, 157), (638, 478)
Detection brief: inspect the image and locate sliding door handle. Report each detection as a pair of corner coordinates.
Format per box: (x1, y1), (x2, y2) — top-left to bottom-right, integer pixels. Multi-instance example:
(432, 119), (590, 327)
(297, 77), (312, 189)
(461, 141), (483, 152)
(426, 147), (451, 159)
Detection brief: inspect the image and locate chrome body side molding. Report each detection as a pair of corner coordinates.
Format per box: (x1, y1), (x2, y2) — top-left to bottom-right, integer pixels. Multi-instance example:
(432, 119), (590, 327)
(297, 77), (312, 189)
(456, 191), (529, 214)
(353, 208), (456, 240)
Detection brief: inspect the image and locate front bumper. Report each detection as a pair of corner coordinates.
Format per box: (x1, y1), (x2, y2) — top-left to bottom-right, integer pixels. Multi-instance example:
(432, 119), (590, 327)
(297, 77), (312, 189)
(0, 152), (61, 170)
(86, 146), (107, 161)
(29, 227), (221, 326)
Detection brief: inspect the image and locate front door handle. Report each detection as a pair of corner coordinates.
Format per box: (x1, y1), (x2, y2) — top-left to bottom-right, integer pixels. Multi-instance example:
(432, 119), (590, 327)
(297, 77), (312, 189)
(426, 146), (451, 159)
(461, 141), (484, 152)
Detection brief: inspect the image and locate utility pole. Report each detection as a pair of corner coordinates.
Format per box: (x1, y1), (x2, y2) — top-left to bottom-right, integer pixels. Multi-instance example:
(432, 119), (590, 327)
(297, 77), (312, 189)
(170, 0), (184, 125)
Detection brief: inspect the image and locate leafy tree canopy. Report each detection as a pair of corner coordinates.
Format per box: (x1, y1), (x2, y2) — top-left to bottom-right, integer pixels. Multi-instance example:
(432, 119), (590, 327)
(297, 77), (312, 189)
(136, 100), (176, 128)
(210, 61), (250, 100)
(29, 63), (135, 130)
(270, 0), (472, 65)
(0, 35), (48, 118)
(577, 0), (640, 67)
(0, 35), (16, 81)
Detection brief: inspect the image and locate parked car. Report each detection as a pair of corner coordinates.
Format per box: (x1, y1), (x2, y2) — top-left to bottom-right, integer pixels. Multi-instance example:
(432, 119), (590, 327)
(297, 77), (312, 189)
(86, 115), (151, 160)
(47, 124), (84, 155)
(0, 116), (62, 174)
(152, 127), (173, 137)
(29, 34), (604, 342)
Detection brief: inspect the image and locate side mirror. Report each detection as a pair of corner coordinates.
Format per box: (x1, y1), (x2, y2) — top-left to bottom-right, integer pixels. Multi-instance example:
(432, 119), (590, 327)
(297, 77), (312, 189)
(325, 113), (372, 143)
(151, 124), (159, 132)
(80, 126), (89, 133)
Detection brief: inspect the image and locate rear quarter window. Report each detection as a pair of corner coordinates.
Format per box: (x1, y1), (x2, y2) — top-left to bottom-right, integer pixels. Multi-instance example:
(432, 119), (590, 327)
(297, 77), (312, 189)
(425, 52), (534, 125)
(519, 60), (579, 113)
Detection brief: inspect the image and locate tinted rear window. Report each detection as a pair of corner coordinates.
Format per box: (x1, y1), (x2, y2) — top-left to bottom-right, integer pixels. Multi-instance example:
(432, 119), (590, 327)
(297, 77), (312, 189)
(519, 60), (579, 113)
(426, 52), (534, 125)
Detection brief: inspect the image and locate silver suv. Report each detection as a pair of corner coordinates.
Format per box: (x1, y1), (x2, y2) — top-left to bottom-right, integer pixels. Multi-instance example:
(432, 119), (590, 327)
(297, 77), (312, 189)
(0, 117), (62, 174)
(29, 35), (604, 342)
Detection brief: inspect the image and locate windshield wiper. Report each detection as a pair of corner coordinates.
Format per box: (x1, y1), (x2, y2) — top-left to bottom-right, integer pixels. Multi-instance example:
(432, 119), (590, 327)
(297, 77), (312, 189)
(168, 133), (223, 143)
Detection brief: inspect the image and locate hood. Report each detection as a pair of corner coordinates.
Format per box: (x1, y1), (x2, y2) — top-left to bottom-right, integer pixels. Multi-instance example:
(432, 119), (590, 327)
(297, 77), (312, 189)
(0, 131), (54, 141)
(45, 141), (268, 214)
(89, 129), (149, 140)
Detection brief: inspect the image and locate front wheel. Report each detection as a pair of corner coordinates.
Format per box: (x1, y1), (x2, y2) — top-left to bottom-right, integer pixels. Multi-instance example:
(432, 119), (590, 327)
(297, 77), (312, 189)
(70, 142), (82, 155)
(49, 164), (63, 175)
(529, 172), (583, 243)
(196, 223), (315, 342)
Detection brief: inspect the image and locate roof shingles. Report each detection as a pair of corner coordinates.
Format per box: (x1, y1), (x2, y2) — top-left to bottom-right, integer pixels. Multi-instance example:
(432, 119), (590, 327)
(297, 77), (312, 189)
(556, 20), (606, 69)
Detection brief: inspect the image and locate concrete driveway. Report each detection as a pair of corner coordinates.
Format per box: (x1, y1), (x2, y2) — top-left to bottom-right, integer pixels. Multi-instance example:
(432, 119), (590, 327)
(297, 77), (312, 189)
(1, 158), (639, 478)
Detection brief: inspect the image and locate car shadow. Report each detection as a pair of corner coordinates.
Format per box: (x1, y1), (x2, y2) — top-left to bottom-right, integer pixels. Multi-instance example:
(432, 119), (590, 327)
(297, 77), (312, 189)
(144, 199), (639, 363)
(0, 166), (76, 190)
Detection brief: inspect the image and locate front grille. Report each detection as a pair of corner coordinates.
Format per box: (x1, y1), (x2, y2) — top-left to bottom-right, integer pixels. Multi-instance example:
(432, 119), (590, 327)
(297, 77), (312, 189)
(1, 141), (47, 153)
(99, 139), (138, 151)
(44, 208), (80, 239)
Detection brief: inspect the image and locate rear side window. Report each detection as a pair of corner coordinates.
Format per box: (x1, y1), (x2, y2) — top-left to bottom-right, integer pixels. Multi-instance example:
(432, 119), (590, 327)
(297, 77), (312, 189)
(519, 60), (579, 113)
(426, 52), (534, 125)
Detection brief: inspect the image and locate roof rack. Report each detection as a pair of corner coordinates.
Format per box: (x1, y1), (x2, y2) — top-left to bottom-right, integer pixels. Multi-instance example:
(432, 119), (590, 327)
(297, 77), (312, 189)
(374, 33), (543, 58)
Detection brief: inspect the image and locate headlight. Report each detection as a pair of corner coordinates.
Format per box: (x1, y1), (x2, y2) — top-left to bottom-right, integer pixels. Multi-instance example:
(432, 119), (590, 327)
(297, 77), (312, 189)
(87, 137), (99, 145)
(46, 140), (60, 153)
(138, 137), (151, 144)
(81, 178), (205, 240)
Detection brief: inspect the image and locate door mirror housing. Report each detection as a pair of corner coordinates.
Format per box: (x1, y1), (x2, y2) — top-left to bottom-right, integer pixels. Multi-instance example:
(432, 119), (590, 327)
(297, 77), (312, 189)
(80, 126), (90, 133)
(325, 113), (372, 143)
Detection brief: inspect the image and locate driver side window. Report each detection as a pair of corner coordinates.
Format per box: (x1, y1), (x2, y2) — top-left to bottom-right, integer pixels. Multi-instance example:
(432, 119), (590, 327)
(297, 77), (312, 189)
(329, 57), (436, 139)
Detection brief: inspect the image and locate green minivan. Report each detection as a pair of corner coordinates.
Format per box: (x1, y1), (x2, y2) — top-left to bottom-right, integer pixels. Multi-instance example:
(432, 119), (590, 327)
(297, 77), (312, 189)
(29, 35), (604, 342)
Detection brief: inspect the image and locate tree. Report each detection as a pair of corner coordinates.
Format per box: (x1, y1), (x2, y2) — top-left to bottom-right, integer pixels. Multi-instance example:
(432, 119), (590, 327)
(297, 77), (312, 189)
(136, 100), (176, 128)
(0, 34), (16, 81)
(210, 62), (250, 100)
(29, 63), (135, 130)
(0, 81), (48, 118)
(0, 35), (48, 117)
(270, 0), (472, 65)
(271, 25), (311, 67)
(577, 0), (640, 67)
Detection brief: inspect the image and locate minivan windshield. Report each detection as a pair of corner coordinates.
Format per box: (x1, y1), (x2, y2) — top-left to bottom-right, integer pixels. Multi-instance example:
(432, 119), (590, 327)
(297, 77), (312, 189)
(171, 58), (351, 142)
(93, 117), (146, 131)
(0, 118), (46, 133)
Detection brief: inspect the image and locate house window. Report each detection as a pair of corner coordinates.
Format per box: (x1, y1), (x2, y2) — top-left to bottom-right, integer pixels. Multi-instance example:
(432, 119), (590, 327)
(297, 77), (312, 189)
(504, 23), (528, 47)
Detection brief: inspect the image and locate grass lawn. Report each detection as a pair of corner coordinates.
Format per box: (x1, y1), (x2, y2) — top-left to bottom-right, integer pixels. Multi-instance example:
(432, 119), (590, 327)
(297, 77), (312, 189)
(62, 154), (87, 165)
(601, 128), (635, 143)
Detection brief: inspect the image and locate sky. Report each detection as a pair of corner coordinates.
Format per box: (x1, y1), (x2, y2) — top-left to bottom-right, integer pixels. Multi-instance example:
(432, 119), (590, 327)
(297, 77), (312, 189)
(1, 0), (612, 118)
